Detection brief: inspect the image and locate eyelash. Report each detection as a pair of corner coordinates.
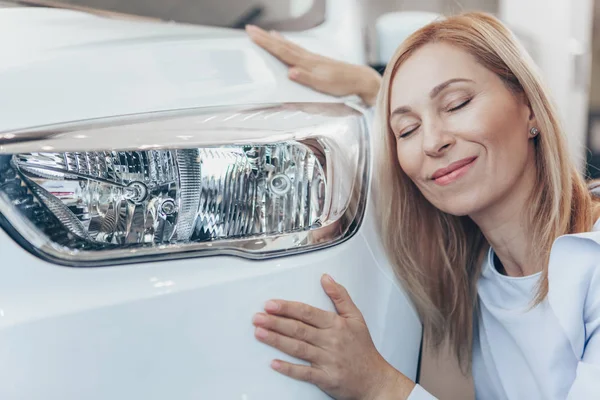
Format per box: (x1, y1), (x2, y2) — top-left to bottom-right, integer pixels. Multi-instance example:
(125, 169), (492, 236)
(399, 126), (418, 139)
(397, 97), (473, 139)
(447, 97), (472, 112)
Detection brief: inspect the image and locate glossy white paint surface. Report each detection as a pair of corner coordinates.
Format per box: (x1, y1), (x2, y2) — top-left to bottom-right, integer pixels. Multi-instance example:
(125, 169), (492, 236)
(0, 218), (421, 399)
(0, 0), (364, 132)
(0, 4), (422, 399)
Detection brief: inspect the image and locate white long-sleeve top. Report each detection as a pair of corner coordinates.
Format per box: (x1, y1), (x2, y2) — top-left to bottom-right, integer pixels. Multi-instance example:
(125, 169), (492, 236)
(408, 219), (600, 399)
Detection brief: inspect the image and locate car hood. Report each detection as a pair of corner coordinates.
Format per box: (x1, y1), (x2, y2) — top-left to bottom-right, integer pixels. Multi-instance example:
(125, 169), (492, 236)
(0, 7), (351, 132)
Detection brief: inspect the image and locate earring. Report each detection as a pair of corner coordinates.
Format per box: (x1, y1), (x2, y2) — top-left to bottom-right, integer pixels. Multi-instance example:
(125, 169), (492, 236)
(529, 127), (540, 137)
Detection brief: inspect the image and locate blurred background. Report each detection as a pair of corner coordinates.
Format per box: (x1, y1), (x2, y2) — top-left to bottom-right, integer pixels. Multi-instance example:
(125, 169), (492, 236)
(1, 0), (597, 398)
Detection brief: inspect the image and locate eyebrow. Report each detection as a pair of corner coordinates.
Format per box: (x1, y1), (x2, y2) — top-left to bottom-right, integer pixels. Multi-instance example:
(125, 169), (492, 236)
(390, 78), (475, 117)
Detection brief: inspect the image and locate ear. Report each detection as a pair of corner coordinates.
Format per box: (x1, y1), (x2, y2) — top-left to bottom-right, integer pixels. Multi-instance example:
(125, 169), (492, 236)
(527, 100), (536, 122)
(518, 92), (534, 119)
(521, 93), (537, 132)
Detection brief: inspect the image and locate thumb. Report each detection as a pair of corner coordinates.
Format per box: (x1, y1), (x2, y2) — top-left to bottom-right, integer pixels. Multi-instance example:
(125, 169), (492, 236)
(321, 274), (363, 320)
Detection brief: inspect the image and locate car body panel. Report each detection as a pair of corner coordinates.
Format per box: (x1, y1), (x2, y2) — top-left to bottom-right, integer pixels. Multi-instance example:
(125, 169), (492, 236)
(0, 3), (422, 399)
(0, 0), (365, 132)
(0, 216), (420, 399)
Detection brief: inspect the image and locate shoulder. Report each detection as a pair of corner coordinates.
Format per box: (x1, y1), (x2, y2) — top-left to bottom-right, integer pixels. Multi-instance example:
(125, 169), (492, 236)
(548, 228), (600, 302)
(548, 227), (600, 358)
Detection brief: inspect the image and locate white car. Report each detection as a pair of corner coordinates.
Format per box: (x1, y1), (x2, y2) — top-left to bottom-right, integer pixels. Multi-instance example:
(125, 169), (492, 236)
(0, 1), (422, 399)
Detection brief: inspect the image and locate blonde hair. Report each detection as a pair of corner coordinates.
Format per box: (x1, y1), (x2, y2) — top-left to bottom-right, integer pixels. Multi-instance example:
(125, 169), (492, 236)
(373, 12), (600, 369)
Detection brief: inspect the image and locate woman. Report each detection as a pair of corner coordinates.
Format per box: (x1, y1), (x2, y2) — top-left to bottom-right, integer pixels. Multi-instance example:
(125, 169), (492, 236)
(246, 13), (600, 399)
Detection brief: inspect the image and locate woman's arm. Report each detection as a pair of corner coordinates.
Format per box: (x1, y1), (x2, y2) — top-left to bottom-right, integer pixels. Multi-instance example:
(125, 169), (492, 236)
(245, 25), (382, 106)
(564, 263), (600, 399)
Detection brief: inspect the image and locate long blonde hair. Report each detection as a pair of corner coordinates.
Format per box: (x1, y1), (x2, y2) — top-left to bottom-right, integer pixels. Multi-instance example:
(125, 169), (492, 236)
(373, 12), (600, 369)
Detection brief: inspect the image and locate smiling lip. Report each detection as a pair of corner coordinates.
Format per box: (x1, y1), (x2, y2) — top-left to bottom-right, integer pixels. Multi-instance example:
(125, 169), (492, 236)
(431, 156), (478, 185)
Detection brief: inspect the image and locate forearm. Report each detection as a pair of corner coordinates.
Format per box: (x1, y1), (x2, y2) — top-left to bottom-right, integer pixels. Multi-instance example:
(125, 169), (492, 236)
(353, 65), (383, 107)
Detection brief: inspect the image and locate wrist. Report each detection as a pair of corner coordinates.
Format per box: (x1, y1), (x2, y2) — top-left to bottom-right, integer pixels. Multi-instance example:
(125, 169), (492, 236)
(354, 65), (382, 107)
(366, 362), (415, 400)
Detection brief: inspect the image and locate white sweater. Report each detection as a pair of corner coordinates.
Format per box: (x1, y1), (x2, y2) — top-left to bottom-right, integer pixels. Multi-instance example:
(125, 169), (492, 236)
(408, 219), (600, 399)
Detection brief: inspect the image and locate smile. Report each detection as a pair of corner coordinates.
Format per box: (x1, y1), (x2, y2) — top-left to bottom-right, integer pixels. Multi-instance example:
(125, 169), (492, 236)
(431, 156), (478, 186)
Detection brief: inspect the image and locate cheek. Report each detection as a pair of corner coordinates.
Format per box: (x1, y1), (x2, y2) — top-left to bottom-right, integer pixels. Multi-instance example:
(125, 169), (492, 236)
(396, 141), (421, 180)
(487, 138), (531, 191)
(478, 113), (529, 173)
(461, 95), (529, 160)
(461, 112), (532, 211)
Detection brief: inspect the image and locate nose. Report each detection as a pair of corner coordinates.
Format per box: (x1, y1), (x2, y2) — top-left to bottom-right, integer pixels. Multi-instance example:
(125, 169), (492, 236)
(422, 120), (456, 157)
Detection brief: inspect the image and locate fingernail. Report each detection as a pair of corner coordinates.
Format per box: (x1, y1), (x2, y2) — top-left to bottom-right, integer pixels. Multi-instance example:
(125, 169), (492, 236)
(323, 274), (335, 283)
(289, 69), (299, 79)
(255, 327), (269, 339)
(265, 300), (279, 312)
(271, 360), (282, 370)
(252, 313), (267, 325)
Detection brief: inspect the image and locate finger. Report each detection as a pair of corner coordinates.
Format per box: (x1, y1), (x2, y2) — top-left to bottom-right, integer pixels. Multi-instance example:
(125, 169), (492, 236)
(291, 66), (352, 98)
(289, 67), (323, 91)
(271, 359), (329, 386)
(255, 327), (323, 363)
(246, 25), (311, 66)
(269, 29), (284, 39)
(264, 300), (336, 328)
(321, 274), (363, 320)
(252, 312), (323, 346)
(246, 25), (278, 50)
(258, 37), (306, 66)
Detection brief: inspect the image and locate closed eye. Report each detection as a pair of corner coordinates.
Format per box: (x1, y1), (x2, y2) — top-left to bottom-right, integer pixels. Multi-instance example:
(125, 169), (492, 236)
(447, 98), (472, 112)
(399, 125), (419, 139)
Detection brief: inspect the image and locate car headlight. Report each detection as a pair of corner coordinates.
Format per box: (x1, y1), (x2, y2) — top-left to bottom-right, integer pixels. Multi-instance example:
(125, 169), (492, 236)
(0, 103), (369, 266)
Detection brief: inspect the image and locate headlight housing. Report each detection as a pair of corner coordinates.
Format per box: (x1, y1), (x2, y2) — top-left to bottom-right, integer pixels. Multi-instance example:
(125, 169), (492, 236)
(0, 103), (369, 266)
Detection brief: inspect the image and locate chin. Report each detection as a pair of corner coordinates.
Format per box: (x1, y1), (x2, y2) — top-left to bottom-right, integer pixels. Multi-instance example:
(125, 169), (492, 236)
(435, 204), (472, 217)
(428, 190), (490, 217)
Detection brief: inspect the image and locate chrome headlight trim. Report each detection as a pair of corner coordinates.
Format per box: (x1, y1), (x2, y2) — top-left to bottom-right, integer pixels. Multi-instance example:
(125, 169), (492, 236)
(0, 103), (369, 267)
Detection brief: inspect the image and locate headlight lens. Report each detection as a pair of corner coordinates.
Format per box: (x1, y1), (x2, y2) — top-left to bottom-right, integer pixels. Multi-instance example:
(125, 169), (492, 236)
(0, 103), (368, 266)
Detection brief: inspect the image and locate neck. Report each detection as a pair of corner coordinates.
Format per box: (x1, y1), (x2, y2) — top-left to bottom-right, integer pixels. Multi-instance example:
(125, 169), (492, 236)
(469, 161), (539, 277)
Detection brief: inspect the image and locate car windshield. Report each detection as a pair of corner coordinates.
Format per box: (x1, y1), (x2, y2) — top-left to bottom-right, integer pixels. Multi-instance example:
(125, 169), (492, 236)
(4, 0), (326, 31)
